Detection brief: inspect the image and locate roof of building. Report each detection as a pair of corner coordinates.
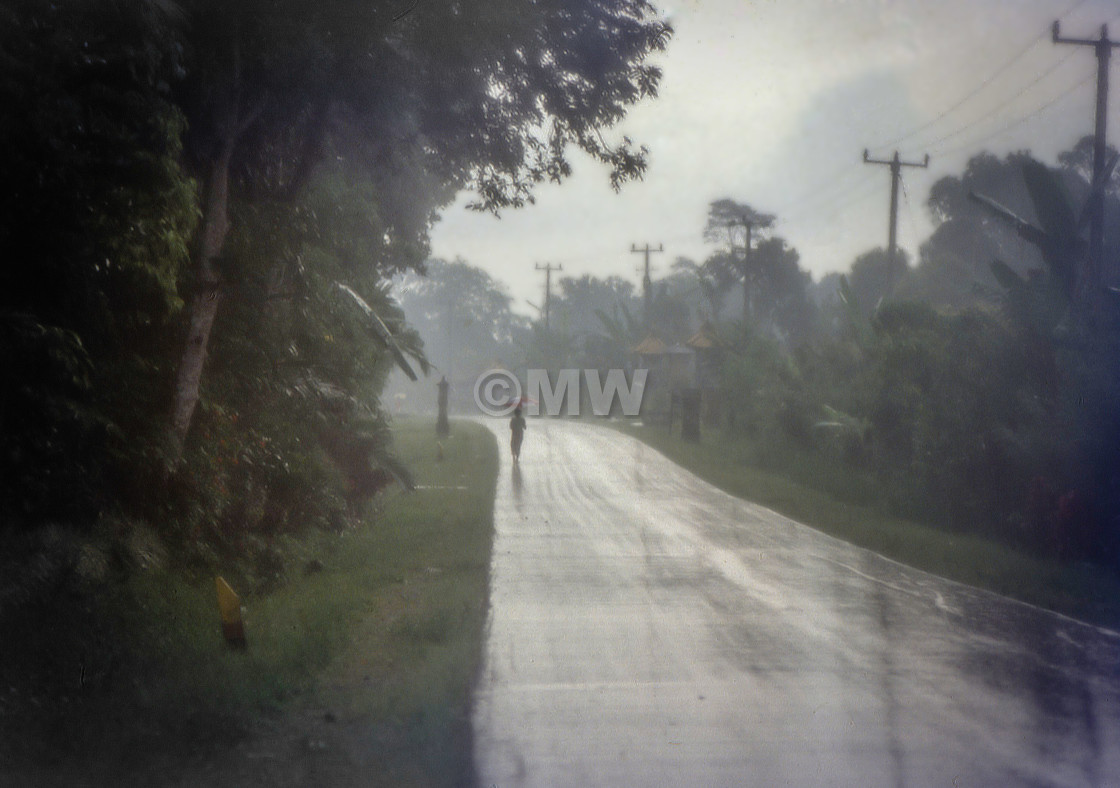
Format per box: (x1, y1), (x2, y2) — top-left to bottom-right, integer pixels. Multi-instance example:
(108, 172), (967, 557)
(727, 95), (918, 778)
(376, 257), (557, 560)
(686, 323), (721, 349)
(632, 335), (668, 355)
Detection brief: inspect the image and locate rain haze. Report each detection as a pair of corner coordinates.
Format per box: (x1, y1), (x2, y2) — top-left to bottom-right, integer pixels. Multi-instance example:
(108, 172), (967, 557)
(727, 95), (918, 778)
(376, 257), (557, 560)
(431, 0), (1120, 311)
(6, 0), (1120, 784)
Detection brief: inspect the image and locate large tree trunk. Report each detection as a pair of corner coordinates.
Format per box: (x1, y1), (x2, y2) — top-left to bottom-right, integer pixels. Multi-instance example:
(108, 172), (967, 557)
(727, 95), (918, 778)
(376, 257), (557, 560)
(169, 140), (235, 454)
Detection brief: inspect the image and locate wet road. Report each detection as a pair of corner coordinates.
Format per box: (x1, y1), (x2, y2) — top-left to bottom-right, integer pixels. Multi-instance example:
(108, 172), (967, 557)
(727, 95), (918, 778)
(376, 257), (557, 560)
(471, 420), (1120, 787)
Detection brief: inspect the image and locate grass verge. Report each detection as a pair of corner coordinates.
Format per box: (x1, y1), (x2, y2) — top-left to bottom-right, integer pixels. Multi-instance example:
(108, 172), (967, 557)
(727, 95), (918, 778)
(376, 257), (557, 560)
(0, 417), (498, 786)
(613, 421), (1120, 630)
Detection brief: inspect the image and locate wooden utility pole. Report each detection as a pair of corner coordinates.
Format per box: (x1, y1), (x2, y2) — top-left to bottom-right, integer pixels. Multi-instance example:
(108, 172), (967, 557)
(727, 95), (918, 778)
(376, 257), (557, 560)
(730, 216), (758, 321)
(444, 295), (454, 380)
(863, 149), (929, 294)
(630, 243), (663, 330)
(1053, 21), (1120, 304)
(535, 262), (562, 330)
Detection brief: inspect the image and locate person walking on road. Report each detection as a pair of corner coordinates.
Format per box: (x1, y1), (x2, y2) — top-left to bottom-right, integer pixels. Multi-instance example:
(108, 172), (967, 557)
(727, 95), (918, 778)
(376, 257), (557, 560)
(510, 406), (527, 462)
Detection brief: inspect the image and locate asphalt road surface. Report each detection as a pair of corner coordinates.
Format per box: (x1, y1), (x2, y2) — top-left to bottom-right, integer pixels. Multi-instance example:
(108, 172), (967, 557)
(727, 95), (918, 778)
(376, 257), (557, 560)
(471, 419), (1120, 788)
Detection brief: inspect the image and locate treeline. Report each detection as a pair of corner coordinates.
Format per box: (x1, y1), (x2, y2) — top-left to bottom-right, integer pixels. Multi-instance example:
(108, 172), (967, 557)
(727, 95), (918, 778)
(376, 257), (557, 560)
(0, 0), (670, 584)
(717, 145), (1120, 564)
(404, 143), (1120, 566)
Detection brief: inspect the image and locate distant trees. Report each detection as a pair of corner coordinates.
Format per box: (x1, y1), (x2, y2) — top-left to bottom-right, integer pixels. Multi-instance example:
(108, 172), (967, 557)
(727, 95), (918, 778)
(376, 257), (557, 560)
(553, 275), (640, 341)
(694, 198), (817, 340)
(844, 247), (911, 319)
(702, 198), (777, 249)
(685, 146), (1120, 565)
(700, 198), (776, 323)
(901, 151), (1072, 309)
(749, 238), (816, 342)
(394, 258), (529, 382)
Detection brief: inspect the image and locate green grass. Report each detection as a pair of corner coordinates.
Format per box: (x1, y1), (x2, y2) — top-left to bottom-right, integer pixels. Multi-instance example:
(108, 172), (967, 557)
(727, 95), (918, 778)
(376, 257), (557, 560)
(614, 421), (1120, 630)
(135, 417), (497, 713)
(0, 417), (499, 785)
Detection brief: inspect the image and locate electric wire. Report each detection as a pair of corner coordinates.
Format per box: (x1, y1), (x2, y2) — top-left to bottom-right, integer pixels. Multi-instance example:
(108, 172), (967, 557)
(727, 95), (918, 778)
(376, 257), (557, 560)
(790, 174), (884, 229)
(901, 50), (1082, 154)
(779, 5), (1096, 222)
(932, 70), (1096, 159)
(776, 171), (875, 224)
(872, 0), (1092, 151)
(917, 5), (1120, 159)
(900, 175), (924, 263)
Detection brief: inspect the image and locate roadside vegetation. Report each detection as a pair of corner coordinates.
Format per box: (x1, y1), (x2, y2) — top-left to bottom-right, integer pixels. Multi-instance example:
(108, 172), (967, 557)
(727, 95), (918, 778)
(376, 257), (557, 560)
(616, 421), (1120, 629)
(0, 419), (498, 785)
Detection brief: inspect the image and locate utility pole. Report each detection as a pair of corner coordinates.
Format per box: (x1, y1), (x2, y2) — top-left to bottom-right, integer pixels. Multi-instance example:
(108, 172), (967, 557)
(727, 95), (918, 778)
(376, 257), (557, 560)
(863, 149), (929, 294)
(1053, 21), (1120, 306)
(729, 216), (757, 322)
(630, 242), (663, 331)
(535, 262), (562, 331)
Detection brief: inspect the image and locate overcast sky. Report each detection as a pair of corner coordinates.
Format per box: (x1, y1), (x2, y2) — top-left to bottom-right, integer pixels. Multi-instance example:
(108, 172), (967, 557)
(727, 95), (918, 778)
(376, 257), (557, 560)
(428, 0), (1120, 315)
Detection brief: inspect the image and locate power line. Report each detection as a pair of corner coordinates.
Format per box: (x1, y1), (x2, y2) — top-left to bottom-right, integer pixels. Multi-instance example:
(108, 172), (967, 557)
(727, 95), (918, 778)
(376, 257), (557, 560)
(774, 168), (871, 220)
(873, 0), (1093, 151)
(770, 156), (871, 215)
(899, 174), (924, 265)
(791, 5), (1105, 228)
(812, 176), (886, 223)
(933, 70), (1096, 158)
(876, 39), (1048, 152)
(781, 16), (1084, 223)
(905, 50), (1082, 154)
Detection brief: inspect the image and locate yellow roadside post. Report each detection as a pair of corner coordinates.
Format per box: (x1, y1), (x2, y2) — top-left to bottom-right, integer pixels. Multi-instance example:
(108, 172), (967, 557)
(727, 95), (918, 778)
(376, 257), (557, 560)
(215, 576), (247, 648)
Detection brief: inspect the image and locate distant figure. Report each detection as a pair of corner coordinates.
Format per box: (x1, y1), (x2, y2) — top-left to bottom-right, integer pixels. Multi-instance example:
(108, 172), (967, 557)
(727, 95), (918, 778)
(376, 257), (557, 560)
(510, 406), (527, 461)
(436, 376), (450, 437)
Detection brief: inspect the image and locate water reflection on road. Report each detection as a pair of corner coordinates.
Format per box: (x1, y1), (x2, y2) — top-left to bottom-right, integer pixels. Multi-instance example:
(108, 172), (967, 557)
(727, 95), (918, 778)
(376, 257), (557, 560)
(472, 420), (1120, 787)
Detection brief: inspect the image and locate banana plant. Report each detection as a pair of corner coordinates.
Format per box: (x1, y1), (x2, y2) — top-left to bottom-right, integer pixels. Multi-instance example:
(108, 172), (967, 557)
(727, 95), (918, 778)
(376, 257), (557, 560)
(837, 274), (874, 348)
(594, 301), (641, 347)
(332, 282), (428, 381)
(813, 404), (869, 443)
(968, 157), (1114, 334)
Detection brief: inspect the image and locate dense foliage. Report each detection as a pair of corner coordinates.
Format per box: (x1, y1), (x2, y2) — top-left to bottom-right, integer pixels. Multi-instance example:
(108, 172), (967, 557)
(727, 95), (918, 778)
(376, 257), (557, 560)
(0, 0), (672, 587)
(712, 148), (1120, 566)
(0, 0), (196, 527)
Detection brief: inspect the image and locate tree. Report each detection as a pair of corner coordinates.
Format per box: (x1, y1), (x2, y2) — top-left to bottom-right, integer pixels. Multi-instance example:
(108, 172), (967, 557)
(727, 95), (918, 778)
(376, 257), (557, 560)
(0, 0), (197, 526)
(968, 155), (1120, 559)
(750, 237), (816, 342)
(1055, 136), (1120, 303)
(161, 155), (433, 565)
(913, 151), (1049, 309)
(166, 0), (673, 451)
(647, 273), (696, 342)
(672, 256), (726, 323)
(701, 198), (776, 322)
(702, 198), (776, 248)
(864, 304), (1051, 535)
(1058, 135), (1120, 201)
(393, 258), (529, 385)
(968, 158), (1084, 333)
(552, 274), (640, 342)
(843, 247), (912, 320)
